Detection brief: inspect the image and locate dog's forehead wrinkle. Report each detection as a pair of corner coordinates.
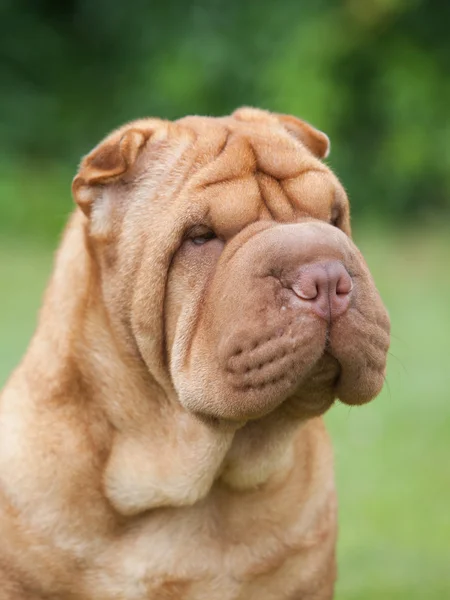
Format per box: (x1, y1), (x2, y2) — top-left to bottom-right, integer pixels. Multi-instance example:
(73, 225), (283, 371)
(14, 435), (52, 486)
(278, 178), (297, 214)
(215, 128), (231, 158)
(179, 118), (306, 180)
(175, 118), (231, 157)
(201, 170), (338, 234)
(151, 123), (335, 228)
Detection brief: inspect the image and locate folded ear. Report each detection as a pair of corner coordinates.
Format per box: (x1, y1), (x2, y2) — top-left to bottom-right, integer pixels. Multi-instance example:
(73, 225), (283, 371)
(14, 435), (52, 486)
(233, 107), (330, 160)
(275, 113), (330, 159)
(72, 120), (158, 217)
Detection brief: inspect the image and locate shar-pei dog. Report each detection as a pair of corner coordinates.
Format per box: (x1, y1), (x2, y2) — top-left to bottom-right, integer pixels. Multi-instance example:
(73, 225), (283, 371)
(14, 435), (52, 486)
(0, 108), (390, 599)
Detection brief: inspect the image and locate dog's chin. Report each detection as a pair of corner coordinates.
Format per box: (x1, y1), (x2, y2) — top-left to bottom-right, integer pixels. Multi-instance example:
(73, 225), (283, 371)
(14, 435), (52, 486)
(179, 378), (299, 423)
(279, 352), (340, 419)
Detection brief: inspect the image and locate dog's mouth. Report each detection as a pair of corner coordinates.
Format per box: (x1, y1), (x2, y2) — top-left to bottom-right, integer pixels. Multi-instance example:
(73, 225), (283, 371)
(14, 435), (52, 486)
(217, 317), (335, 419)
(218, 304), (387, 420)
(178, 310), (387, 422)
(229, 324), (325, 375)
(225, 326), (315, 392)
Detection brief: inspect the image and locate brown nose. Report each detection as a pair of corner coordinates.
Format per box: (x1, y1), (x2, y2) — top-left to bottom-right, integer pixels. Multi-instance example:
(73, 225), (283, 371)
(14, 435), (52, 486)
(291, 261), (352, 321)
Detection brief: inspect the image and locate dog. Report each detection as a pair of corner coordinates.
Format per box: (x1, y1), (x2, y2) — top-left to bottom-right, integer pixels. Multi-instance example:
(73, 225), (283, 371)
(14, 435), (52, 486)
(0, 108), (390, 599)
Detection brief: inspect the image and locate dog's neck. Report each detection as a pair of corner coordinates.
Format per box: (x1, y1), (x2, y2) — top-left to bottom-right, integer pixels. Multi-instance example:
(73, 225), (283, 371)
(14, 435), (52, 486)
(14, 214), (302, 517)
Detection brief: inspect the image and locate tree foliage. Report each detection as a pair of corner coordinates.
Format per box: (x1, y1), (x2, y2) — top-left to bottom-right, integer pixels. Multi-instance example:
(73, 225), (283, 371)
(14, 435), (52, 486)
(1, 0), (449, 238)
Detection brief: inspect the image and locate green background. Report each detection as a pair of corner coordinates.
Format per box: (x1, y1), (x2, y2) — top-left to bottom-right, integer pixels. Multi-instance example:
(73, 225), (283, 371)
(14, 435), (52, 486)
(1, 0), (449, 597)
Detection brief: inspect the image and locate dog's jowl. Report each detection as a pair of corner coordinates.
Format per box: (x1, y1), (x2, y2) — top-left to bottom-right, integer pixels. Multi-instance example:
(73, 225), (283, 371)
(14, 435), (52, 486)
(0, 108), (390, 599)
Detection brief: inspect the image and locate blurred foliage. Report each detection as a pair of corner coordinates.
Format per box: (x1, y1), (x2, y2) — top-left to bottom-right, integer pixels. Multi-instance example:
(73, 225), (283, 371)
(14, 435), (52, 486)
(1, 0), (449, 241)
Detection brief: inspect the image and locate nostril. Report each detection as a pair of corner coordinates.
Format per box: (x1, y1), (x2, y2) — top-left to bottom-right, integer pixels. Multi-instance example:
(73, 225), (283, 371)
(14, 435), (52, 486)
(291, 264), (327, 301)
(294, 280), (319, 300)
(323, 261), (352, 298)
(335, 273), (353, 295)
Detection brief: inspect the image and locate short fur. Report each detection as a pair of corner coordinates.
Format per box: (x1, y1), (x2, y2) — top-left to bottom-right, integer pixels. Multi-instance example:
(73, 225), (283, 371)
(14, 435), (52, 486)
(0, 108), (390, 599)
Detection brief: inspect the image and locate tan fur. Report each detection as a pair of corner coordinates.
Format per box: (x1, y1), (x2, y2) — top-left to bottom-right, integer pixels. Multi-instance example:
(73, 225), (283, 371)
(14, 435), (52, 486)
(0, 108), (390, 599)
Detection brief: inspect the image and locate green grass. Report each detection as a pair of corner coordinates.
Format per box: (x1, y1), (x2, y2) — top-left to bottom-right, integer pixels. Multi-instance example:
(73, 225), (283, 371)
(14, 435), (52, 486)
(0, 227), (449, 597)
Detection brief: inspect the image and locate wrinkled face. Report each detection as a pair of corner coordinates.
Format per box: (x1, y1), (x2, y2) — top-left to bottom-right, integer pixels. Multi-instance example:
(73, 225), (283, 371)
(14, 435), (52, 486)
(73, 108), (390, 423)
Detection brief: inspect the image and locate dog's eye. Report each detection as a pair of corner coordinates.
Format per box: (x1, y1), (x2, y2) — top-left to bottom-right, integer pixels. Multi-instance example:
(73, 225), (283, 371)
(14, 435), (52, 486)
(192, 231), (217, 245)
(188, 227), (217, 246)
(330, 205), (341, 228)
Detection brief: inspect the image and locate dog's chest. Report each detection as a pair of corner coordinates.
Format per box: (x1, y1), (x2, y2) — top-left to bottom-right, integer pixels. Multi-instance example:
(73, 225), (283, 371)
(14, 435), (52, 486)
(83, 497), (326, 600)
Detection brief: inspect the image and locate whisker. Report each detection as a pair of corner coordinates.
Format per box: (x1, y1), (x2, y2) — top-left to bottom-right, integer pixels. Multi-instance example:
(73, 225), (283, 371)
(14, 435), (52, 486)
(387, 351), (408, 374)
(383, 375), (392, 401)
(389, 333), (405, 344)
(346, 405), (353, 422)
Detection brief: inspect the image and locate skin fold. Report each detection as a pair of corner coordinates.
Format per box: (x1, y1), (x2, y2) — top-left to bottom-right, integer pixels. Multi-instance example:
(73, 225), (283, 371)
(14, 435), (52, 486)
(0, 108), (390, 599)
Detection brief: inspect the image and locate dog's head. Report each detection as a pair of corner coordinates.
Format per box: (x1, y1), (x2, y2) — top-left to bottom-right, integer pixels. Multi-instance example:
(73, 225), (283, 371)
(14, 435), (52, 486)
(72, 108), (390, 423)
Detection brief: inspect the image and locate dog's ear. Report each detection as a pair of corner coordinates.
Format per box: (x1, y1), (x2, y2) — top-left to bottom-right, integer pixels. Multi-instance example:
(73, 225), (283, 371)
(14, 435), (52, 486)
(275, 113), (330, 159)
(72, 120), (159, 217)
(233, 107), (330, 160)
